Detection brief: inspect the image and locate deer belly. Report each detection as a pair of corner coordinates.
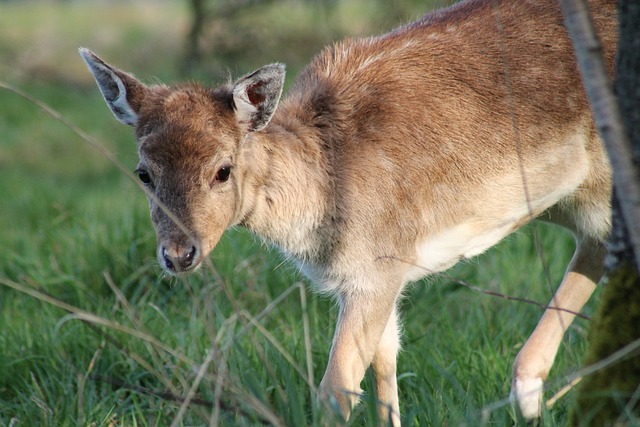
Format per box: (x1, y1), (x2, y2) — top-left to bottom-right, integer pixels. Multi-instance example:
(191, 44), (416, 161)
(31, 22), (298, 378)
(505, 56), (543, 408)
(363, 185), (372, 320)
(404, 220), (520, 283)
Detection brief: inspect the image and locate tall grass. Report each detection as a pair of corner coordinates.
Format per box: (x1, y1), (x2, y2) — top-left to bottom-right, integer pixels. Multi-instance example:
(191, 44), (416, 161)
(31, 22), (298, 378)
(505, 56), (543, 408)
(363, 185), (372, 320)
(0, 1), (602, 425)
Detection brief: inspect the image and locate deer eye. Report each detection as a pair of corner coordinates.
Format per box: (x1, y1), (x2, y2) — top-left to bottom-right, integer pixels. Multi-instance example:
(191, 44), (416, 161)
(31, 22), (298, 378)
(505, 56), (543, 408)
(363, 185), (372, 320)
(214, 165), (232, 183)
(136, 168), (153, 186)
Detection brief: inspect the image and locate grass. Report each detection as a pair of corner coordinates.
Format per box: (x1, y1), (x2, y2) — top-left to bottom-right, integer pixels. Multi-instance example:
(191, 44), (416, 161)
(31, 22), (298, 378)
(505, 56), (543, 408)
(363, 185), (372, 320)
(0, 1), (603, 426)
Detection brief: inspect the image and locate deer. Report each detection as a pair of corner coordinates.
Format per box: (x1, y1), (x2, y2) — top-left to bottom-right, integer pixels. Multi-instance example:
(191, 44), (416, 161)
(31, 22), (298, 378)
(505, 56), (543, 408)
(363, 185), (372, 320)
(79, 0), (618, 424)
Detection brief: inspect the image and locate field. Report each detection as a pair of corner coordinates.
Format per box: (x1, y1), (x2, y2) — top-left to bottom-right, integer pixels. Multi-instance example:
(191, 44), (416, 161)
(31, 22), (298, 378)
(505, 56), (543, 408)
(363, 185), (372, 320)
(0, 1), (600, 425)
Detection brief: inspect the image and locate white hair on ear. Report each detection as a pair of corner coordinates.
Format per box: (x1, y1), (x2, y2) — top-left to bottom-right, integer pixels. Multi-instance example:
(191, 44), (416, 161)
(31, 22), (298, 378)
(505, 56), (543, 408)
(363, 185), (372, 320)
(79, 47), (139, 126)
(232, 81), (259, 130)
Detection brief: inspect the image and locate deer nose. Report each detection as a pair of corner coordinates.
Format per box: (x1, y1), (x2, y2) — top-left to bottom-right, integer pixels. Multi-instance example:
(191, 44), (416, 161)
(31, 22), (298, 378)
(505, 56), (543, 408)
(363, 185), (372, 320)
(161, 244), (198, 273)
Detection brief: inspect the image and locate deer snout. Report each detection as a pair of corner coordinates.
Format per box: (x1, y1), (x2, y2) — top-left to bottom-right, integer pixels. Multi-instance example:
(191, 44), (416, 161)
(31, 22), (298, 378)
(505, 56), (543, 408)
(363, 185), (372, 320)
(159, 243), (200, 273)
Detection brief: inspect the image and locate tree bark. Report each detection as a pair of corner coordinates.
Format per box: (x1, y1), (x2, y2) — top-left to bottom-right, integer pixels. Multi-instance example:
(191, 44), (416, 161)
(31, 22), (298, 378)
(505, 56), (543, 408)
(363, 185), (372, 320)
(560, 0), (640, 424)
(561, 0), (640, 271)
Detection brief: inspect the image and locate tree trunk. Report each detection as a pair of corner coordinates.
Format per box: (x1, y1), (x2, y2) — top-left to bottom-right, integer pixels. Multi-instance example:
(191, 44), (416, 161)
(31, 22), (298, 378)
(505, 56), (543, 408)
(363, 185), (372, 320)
(560, 0), (640, 424)
(182, 0), (207, 76)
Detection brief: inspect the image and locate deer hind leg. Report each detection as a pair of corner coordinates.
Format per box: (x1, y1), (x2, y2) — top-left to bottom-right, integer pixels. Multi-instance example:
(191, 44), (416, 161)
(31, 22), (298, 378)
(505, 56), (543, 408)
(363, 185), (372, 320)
(511, 232), (607, 419)
(318, 284), (401, 425)
(512, 139), (611, 419)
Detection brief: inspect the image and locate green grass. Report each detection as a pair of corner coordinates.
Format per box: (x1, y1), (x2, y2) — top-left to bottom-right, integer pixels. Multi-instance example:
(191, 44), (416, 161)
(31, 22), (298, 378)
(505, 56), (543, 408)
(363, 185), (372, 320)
(0, 1), (602, 426)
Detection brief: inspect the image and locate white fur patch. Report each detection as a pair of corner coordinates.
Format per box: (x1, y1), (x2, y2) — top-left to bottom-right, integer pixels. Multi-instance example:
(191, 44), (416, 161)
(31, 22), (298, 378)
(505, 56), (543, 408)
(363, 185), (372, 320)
(110, 73), (139, 126)
(405, 220), (519, 282)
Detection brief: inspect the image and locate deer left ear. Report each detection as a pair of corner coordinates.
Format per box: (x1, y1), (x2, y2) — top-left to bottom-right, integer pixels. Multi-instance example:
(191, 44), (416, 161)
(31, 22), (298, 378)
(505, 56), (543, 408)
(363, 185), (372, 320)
(232, 63), (285, 132)
(79, 48), (147, 127)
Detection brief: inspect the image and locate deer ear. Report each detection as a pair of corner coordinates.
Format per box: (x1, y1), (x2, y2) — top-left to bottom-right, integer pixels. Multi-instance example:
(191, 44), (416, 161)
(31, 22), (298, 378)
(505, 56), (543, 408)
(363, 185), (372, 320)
(232, 63), (285, 132)
(79, 48), (147, 126)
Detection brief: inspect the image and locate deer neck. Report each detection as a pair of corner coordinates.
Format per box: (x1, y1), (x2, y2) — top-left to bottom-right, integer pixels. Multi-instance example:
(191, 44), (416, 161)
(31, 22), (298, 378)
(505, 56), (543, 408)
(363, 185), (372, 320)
(237, 111), (334, 260)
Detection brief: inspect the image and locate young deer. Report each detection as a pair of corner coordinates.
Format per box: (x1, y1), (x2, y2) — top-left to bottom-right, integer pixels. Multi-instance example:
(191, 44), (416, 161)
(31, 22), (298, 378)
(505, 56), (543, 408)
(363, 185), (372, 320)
(80, 0), (617, 424)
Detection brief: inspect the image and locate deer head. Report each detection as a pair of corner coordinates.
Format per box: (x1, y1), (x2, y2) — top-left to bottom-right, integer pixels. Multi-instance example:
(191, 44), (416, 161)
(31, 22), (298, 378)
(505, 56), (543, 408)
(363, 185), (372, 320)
(79, 48), (286, 274)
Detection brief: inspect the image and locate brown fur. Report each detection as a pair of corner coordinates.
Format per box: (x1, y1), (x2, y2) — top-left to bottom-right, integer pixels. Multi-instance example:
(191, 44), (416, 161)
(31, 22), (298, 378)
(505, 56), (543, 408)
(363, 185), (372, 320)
(80, 0), (618, 424)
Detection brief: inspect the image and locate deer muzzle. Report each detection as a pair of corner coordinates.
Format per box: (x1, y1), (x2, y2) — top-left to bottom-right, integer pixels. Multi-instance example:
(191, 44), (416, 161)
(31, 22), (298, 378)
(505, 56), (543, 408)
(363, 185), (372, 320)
(158, 241), (201, 274)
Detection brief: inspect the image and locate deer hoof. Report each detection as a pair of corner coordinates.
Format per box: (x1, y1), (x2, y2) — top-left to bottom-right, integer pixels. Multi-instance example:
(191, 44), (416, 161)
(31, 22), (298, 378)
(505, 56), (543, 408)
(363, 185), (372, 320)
(511, 376), (543, 420)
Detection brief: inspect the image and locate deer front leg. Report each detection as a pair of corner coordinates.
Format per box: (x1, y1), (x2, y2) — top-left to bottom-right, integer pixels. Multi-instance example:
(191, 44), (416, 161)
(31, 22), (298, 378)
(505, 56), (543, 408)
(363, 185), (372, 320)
(511, 238), (606, 419)
(371, 306), (401, 426)
(319, 287), (400, 425)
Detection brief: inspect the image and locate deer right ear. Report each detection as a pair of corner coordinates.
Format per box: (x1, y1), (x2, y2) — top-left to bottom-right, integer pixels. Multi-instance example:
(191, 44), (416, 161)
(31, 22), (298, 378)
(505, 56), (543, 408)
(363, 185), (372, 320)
(232, 63), (286, 132)
(79, 48), (146, 126)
